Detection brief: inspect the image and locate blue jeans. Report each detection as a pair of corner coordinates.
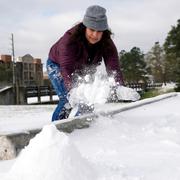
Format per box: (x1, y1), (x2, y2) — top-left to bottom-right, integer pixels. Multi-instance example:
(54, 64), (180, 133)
(46, 59), (71, 121)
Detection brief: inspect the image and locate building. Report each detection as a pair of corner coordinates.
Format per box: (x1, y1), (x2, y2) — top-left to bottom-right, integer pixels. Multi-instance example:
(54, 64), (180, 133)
(16, 54), (43, 86)
(43, 71), (51, 86)
(0, 54), (12, 63)
(0, 55), (13, 87)
(0, 54), (44, 104)
(0, 54), (43, 87)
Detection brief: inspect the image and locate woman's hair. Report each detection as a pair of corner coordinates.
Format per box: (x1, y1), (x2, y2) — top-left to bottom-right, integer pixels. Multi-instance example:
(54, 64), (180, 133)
(70, 23), (113, 49)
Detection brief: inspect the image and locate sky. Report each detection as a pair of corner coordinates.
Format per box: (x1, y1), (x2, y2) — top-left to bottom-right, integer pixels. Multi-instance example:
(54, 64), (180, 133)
(0, 0), (180, 67)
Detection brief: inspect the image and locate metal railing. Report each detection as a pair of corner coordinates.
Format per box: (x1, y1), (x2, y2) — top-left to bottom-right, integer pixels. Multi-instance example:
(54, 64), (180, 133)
(126, 83), (162, 92)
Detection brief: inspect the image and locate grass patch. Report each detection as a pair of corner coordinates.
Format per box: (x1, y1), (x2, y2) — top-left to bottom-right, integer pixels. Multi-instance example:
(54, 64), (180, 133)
(140, 88), (175, 99)
(174, 85), (180, 92)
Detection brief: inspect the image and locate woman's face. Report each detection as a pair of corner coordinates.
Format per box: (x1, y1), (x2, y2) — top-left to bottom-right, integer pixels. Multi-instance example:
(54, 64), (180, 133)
(85, 28), (103, 44)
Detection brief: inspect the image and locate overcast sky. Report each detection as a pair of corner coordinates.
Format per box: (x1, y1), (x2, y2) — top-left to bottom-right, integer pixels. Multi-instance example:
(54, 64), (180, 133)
(0, 0), (180, 66)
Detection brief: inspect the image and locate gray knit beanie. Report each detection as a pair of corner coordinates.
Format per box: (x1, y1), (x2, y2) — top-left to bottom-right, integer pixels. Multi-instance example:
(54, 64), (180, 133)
(83, 5), (108, 31)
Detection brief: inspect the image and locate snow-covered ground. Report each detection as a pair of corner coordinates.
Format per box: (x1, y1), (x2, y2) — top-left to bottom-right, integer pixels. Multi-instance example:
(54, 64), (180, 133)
(0, 92), (180, 180)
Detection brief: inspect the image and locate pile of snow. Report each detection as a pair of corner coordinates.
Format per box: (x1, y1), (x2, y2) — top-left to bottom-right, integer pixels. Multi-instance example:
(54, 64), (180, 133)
(2, 125), (96, 180)
(69, 63), (140, 107)
(116, 86), (140, 102)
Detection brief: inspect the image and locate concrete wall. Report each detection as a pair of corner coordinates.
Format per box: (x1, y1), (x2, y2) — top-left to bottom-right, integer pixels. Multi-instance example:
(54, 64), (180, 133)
(0, 87), (15, 105)
(0, 86), (27, 105)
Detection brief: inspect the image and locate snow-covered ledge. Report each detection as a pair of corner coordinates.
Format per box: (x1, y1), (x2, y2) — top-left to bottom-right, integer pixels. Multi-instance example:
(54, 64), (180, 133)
(0, 116), (95, 160)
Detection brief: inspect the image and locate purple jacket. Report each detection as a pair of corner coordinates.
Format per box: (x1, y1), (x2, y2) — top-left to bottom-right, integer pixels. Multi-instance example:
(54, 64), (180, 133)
(49, 26), (124, 90)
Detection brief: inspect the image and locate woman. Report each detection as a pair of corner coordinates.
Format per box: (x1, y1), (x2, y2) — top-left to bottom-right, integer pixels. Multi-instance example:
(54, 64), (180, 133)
(47, 5), (124, 121)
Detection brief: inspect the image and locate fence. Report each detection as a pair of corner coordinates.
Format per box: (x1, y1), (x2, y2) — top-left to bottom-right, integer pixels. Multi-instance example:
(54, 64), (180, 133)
(126, 83), (162, 92)
(25, 83), (163, 104)
(25, 85), (57, 104)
